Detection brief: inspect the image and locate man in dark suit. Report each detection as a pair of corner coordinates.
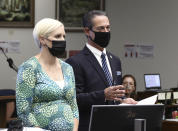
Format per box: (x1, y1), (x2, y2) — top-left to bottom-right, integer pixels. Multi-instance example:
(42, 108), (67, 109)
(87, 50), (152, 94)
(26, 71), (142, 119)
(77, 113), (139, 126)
(66, 10), (137, 131)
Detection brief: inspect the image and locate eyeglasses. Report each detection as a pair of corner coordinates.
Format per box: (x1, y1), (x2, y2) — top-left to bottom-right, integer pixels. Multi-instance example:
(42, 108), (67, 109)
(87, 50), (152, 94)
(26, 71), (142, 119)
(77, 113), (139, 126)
(123, 82), (135, 86)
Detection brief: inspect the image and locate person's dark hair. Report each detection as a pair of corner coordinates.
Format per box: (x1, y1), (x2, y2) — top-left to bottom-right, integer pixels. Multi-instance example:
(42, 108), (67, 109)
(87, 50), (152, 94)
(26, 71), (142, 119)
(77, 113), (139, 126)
(122, 74), (137, 88)
(82, 10), (107, 29)
(8, 120), (23, 131)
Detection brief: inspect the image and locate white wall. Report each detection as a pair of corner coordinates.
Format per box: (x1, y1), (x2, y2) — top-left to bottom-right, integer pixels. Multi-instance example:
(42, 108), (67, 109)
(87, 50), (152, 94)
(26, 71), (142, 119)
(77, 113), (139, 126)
(106, 0), (178, 91)
(1, 0), (178, 92)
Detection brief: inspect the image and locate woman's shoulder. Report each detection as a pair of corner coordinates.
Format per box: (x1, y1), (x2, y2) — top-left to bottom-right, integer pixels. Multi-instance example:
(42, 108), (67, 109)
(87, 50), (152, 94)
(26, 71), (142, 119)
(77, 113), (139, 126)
(59, 59), (72, 67)
(59, 59), (73, 72)
(19, 56), (39, 70)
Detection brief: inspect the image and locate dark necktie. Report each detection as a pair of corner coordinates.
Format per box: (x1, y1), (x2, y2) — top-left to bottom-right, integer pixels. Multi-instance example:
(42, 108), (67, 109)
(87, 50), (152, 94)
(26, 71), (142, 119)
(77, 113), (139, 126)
(101, 52), (113, 86)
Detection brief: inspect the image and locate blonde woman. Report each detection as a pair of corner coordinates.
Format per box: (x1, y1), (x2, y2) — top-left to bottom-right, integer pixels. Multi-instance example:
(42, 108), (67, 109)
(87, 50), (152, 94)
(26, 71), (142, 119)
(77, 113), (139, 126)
(16, 18), (79, 131)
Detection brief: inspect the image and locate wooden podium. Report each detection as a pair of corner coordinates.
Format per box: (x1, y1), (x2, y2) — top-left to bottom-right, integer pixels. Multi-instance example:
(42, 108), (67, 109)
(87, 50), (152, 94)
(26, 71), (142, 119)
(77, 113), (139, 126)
(162, 120), (178, 131)
(0, 95), (15, 128)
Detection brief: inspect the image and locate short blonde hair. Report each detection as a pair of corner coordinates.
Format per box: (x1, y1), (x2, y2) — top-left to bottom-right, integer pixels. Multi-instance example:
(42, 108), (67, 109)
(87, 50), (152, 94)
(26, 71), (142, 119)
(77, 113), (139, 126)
(33, 18), (64, 48)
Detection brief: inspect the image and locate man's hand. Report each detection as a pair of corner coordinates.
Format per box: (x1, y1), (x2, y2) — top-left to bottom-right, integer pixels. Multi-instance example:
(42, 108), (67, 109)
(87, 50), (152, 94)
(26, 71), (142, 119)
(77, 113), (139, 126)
(122, 98), (138, 104)
(104, 85), (125, 101)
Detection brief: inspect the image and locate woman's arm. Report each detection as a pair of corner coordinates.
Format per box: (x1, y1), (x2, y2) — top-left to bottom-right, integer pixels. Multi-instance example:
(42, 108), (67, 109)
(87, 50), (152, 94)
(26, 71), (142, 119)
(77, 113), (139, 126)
(16, 64), (38, 126)
(65, 65), (79, 130)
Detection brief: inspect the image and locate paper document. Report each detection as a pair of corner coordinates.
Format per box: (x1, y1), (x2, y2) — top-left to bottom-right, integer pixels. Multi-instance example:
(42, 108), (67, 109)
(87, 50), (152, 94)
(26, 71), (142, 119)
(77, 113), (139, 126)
(137, 95), (158, 105)
(0, 127), (50, 131)
(120, 95), (158, 105)
(165, 119), (178, 122)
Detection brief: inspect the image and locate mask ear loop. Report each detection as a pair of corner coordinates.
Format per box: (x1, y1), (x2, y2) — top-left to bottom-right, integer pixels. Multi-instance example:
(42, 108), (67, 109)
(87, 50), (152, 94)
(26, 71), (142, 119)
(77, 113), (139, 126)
(42, 37), (53, 48)
(87, 28), (95, 43)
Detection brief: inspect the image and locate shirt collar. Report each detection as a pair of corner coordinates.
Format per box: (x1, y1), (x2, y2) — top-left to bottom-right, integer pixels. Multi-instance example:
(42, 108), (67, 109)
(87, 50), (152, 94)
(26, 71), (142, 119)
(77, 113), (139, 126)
(86, 43), (107, 57)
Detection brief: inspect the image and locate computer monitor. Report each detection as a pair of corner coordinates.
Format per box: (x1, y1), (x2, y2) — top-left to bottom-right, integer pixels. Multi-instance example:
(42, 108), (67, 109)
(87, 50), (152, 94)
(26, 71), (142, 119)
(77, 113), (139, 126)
(89, 105), (164, 131)
(144, 74), (161, 90)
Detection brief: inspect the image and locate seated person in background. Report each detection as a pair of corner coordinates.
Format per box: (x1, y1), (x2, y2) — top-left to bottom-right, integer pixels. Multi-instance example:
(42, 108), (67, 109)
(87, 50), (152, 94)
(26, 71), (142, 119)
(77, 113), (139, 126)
(122, 74), (137, 99)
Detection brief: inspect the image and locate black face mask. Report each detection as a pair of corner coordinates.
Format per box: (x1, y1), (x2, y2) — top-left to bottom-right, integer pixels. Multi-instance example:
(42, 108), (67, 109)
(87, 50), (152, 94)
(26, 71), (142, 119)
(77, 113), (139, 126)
(47, 40), (66, 58)
(89, 30), (111, 48)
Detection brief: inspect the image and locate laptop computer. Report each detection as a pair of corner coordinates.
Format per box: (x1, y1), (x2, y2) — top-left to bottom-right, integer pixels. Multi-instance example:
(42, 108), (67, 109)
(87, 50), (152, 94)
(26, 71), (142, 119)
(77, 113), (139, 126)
(144, 73), (161, 91)
(89, 104), (164, 131)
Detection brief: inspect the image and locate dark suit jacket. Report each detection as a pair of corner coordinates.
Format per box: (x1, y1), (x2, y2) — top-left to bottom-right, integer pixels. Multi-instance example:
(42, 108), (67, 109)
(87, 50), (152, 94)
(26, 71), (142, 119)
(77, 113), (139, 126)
(66, 46), (122, 131)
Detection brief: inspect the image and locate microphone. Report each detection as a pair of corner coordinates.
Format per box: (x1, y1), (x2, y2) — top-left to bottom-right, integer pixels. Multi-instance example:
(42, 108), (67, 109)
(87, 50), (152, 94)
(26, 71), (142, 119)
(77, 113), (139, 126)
(0, 47), (4, 51)
(0, 47), (8, 58)
(126, 85), (132, 90)
(0, 47), (18, 73)
(125, 85), (134, 98)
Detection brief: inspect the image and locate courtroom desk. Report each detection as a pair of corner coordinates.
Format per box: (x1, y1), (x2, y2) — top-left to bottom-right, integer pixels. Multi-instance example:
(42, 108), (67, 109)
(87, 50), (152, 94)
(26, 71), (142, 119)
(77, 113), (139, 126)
(162, 120), (178, 131)
(0, 95), (15, 128)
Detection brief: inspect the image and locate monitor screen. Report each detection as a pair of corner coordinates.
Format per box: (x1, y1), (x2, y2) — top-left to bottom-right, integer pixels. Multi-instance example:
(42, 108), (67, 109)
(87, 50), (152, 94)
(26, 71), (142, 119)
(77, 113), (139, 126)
(144, 74), (161, 89)
(89, 105), (164, 131)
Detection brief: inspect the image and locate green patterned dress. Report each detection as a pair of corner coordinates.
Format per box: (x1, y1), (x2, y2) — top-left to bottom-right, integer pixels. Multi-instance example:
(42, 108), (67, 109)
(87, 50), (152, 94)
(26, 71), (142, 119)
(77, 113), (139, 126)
(16, 57), (79, 131)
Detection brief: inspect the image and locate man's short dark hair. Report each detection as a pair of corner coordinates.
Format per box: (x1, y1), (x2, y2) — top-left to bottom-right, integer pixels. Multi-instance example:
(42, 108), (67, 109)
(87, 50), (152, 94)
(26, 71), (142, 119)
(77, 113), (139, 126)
(82, 10), (107, 29)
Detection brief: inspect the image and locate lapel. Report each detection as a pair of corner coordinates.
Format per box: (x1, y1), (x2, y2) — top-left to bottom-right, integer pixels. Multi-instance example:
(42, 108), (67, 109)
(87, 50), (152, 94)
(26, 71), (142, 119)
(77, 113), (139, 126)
(82, 46), (109, 86)
(106, 52), (117, 85)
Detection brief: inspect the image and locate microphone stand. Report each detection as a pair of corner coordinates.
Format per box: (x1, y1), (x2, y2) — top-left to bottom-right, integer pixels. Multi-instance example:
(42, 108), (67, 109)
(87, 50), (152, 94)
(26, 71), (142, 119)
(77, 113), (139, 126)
(0, 47), (18, 73)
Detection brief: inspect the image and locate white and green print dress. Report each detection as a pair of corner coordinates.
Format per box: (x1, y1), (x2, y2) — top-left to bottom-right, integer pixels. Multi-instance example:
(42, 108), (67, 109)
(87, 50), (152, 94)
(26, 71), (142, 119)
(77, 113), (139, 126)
(16, 57), (79, 131)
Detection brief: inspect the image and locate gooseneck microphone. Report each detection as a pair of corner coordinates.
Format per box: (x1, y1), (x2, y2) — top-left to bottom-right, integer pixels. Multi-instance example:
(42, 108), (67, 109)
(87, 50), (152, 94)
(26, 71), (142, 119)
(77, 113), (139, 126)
(0, 47), (18, 73)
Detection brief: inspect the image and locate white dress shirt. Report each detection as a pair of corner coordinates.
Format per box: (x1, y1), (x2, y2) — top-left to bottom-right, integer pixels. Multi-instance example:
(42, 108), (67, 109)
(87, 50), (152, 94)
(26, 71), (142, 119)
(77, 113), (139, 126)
(86, 43), (113, 78)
